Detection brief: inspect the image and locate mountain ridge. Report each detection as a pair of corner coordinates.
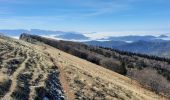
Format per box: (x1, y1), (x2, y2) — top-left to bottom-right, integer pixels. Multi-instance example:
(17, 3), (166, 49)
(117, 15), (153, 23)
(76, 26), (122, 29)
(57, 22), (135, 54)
(86, 39), (170, 58)
(0, 34), (167, 99)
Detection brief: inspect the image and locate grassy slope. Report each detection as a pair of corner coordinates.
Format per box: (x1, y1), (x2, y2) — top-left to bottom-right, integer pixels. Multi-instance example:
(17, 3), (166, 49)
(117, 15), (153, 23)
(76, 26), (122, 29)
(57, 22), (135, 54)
(0, 35), (167, 100)
(32, 38), (167, 100)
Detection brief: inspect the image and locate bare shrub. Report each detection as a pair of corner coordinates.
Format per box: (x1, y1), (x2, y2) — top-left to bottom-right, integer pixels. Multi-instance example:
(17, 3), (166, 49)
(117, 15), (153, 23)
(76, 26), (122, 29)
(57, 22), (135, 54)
(100, 58), (127, 75)
(0, 75), (11, 97)
(132, 68), (170, 96)
(87, 54), (101, 65)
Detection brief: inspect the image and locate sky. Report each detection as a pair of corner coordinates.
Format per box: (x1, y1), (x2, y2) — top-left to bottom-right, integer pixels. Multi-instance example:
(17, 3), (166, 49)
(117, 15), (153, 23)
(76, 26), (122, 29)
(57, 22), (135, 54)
(0, 0), (170, 35)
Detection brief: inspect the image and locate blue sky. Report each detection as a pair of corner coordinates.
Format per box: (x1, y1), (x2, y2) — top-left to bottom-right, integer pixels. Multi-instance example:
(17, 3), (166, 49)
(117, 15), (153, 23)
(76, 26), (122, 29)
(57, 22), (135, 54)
(0, 0), (170, 34)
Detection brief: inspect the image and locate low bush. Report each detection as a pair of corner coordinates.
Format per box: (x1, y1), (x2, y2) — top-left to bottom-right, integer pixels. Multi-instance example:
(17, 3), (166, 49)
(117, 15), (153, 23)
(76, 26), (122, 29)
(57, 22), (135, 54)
(0, 75), (11, 97)
(132, 68), (170, 97)
(100, 59), (127, 75)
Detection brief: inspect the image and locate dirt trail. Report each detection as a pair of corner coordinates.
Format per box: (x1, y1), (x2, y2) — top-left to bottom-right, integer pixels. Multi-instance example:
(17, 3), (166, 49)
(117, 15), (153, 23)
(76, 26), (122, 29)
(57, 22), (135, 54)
(42, 47), (76, 100)
(2, 52), (30, 100)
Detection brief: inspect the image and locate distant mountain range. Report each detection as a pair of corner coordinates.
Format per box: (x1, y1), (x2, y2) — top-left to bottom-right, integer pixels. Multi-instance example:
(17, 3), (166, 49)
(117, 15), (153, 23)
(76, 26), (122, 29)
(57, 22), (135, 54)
(1, 29), (170, 41)
(117, 40), (170, 57)
(85, 40), (127, 48)
(104, 35), (170, 42)
(1, 29), (170, 57)
(107, 35), (156, 42)
(85, 38), (170, 58)
(0, 29), (89, 40)
(55, 32), (89, 40)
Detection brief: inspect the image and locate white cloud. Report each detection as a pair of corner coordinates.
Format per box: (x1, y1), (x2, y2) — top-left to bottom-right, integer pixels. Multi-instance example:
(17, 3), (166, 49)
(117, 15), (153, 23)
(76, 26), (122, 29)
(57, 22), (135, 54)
(11, 36), (19, 39)
(84, 31), (170, 40)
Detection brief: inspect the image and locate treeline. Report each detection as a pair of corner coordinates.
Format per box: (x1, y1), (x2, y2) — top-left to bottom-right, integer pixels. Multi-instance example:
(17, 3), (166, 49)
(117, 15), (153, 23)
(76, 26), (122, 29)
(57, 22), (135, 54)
(99, 46), (170, 80)
(20, 33), (170, 97)
(101, 46), (170, 64)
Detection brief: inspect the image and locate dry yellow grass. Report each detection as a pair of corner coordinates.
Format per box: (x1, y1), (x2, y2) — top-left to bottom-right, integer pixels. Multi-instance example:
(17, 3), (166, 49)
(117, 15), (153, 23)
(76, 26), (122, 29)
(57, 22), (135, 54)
(0, 74), (9, 84)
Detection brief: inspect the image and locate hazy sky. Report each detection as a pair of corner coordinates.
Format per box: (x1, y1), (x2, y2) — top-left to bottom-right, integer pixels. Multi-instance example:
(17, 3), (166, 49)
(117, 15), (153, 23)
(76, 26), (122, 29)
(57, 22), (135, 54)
(0, 0), (170, 34)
